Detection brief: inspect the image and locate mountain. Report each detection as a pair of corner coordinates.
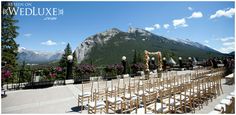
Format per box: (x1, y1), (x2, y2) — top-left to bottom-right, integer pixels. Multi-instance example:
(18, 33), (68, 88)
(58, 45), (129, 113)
(229, 51), (235, 56)
(75, 27), (224, 66)
(175, 38), (218, 53)
(17, 47), (63, 64)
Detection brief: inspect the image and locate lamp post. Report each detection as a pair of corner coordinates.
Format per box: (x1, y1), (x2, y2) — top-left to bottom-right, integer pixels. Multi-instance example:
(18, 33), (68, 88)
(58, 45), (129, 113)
(151, 57), (156, 70)
(163, 57), (166, 71)
(66, 55), (73, 80)
(188, 57), (193, 70)
(179, 57), (183, 68)
(122, 56), (127, 75)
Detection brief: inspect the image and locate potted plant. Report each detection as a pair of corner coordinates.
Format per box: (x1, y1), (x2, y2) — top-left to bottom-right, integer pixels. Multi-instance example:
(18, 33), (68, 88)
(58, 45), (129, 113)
(104, 64), (117, 80)
(131, 63), (145, 76)
(115, 64), (124, 78)
(74, 64), (95, 84)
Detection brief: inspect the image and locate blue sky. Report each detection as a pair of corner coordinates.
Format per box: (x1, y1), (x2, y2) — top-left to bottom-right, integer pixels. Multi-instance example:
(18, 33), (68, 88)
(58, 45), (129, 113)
(14, 1), (235, 53)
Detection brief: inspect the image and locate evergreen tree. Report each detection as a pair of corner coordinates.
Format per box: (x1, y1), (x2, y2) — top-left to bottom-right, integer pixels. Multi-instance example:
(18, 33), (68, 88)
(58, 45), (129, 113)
(1, 2), (19, 71)
(137, 51), (143, 63)
(132, 49), (137, 64)
(72, 51), (78, 66)
(59, 43), (72, 67)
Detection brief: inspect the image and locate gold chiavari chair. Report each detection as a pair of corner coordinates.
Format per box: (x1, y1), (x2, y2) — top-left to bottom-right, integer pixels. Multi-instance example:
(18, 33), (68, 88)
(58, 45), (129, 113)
(220, 98), (233, 113)
(192, 79), (202, 111)
(180, 82), (194, 113)
(214, 103), (225, 114)
(122, 79), (138, 113)
(106, 80), (115, 97)
(199, 78), (209, 106)
(88, 89), (106, 114)
(131, 91), (156, 114)
(106, 86), (123, 113)
(78, 82), (92, 112)
(228, 92), (235, 113)
(162, 86), (177, 113)
(173, 85), (186, 113)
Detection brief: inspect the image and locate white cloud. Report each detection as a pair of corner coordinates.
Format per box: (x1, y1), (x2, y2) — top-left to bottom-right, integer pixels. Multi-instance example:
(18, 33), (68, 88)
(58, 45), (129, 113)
(41, 40), (57, 46)
(145, 27), (155, 31)
(188, 7), (193, 11)
(204, 40), (209, 43)
(216, 36), (235, 53)
(219, 47), (235, 53)
(223, 42), (235, 46)
(188, 12), (203, 19)
(220, 37), (234, 42)
(163, 24), (170, 29)
(61, 42), (66, 45)
(172, 18), (188, 28)
(153, 24), (161, 29)
(24, 33), (32, 37)
(210, 8), (235, 19)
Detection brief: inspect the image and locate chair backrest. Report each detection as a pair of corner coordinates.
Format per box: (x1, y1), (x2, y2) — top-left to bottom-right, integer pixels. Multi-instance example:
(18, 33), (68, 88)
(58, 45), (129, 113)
(143, 91), (157, 113)
(159, 90), (164, 113)
(128, 78), (136, 94)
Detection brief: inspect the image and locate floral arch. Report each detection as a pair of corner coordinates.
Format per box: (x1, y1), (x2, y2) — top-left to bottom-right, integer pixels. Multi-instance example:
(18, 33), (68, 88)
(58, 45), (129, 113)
(144, 50), (162, 72)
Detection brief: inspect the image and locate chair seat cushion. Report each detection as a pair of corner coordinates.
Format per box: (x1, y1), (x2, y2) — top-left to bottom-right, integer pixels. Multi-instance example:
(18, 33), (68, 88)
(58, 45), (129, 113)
(174, 95), (189, 101)
(108, 88), (115, 92)
(124, 94), (137, 100)
(88, 100), (105, 108)
(146, 88), (156, 93)
(220, 99), (232, 105)
(130, 108), (154, 114)
(208, 110), (221, 114)
(147, 103), (167, 112)
(230, 92), (235, 97)
(226, 95), (233, 100)
(163, 98), (174, 105)
(181, 91), (193, 96)
(135, 90), (148, 96)
(78, 92), (91, 97)
(107, 97), (123, 104)
(214, 104), (226, 111)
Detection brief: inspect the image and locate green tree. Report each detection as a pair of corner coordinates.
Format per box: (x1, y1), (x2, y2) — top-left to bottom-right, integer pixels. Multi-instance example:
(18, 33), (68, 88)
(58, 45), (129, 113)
(59, 43), (72, 67)
(72, 51), (78, 66)
(137, 51), (143, 63)
(132, 49), (137, 64)
(1, 2), (19, 71)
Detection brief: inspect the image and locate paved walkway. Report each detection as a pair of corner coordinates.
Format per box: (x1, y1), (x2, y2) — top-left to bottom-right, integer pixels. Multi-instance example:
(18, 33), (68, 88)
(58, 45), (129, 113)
(2, 85), (79, 113)
(1, 70), (235, 114)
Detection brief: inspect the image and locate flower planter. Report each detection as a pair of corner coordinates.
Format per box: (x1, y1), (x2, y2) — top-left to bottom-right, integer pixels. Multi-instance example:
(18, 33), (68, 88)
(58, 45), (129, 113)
(103, 75), (117, 81)
(74, 76), (90, 84)
(24, 80), (54, 89)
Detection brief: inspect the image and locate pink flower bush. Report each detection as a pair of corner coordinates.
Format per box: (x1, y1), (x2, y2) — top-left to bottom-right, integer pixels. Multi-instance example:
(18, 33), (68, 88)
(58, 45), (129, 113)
(56, 67), (62, 72)
(49, 73), (57, 78)
(1, 69), (12, 80)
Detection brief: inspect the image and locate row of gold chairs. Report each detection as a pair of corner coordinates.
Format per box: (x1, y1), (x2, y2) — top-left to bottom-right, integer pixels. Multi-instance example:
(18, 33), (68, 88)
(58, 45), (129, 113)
(78, 68), (225, 114)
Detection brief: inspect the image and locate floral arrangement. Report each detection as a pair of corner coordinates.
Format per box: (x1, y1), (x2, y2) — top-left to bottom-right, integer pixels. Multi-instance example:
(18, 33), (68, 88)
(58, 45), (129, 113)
(1, 69), (12, 80)
(105, 64), (124, 76)
(76, 64), (96, 76)
(131, 62), (145, 73)
(41, 66), (64, 81)
(115, 64), (124, 75)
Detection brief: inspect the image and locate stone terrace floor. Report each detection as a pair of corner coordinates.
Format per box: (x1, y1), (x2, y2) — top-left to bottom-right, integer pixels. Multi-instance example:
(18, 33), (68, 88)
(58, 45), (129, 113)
(1, 70), (235, 114)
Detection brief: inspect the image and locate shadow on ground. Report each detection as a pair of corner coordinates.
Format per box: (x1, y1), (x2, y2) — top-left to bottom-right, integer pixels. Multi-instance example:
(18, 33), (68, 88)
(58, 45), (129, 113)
(65, 106), (82, 113)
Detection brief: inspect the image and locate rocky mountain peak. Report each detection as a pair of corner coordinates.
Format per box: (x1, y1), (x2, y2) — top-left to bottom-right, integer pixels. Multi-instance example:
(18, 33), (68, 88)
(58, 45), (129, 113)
(128, 27), (152, 36)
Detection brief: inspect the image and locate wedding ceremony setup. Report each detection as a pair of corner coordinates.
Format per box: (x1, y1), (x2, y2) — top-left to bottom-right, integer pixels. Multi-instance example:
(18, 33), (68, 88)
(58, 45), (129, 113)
(1, 1), (235, 114)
